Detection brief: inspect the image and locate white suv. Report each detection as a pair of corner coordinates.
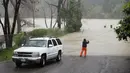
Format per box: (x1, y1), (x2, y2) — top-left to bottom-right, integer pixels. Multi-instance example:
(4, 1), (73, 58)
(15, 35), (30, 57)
(12, 37), (63, 67)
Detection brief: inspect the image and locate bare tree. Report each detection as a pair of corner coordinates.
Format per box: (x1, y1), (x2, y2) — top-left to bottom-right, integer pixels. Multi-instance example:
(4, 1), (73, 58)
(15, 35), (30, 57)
(0, 0), (22, 48)
(44, 0), (57, 28)
(57, 0), (64, 29)
(10, 0), (21, 33)
(42, 8), (48, 28)
(53, 0), (67, 28)
(10, 0), (39, 33)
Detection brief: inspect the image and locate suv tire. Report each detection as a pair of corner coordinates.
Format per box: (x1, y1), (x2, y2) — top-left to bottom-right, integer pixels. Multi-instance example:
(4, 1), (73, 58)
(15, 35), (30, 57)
(40, 55), (46, 67)
(15, 62), (22, 67)
(56, 51), (62, 62)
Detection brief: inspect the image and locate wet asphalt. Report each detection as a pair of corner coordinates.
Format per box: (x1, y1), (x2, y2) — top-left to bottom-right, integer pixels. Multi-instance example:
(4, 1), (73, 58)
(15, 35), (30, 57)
(0, 56), (130, 73)
(1, 19), (130, 73)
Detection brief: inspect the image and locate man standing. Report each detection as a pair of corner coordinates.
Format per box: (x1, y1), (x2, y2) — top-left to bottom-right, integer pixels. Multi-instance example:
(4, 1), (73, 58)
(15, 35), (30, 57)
(80, 39), (89, 57)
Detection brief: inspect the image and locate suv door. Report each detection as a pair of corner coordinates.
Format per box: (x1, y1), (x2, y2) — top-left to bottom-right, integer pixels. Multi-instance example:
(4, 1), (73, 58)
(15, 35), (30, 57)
(56, 38), (63, 51)
(47, 40), (54, 59)
(52, 39), (58, 57)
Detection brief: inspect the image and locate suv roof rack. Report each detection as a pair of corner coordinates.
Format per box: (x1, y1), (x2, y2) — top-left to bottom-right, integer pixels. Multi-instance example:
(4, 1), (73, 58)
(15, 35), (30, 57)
(44, 36), (57, 38)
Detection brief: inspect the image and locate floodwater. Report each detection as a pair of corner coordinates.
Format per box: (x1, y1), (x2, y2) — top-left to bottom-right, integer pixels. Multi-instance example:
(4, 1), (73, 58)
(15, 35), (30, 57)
(0, 18), (120, 34)
(61, 19), (130, 56)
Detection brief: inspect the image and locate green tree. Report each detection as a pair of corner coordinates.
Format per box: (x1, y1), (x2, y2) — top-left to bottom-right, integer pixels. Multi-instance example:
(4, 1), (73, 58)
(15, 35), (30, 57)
(61, 0), (82, 32)
(115, 1), (130, 41)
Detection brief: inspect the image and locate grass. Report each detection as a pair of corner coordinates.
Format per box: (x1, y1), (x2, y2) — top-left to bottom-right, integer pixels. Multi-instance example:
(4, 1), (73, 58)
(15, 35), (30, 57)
(0, 48), (14, 62)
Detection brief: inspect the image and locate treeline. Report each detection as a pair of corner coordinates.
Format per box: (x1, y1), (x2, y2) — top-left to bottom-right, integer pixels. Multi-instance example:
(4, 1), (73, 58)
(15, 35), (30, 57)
(82, 0), (124, 19)
(0, 0), (124, 19)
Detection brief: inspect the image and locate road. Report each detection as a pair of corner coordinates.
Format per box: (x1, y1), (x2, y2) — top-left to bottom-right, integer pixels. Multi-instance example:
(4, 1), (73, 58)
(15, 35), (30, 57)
(0, 19), (130, 73)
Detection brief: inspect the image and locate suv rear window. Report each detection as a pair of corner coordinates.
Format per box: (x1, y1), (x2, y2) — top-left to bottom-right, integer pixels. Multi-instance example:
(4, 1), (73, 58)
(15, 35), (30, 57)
(52, 39), (57, 46)
(56, 39), (62, 45)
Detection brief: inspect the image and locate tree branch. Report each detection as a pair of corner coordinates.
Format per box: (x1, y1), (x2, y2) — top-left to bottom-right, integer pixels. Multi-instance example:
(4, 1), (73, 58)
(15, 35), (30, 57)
(0, 13), (6, 34)
(11, 0), (21, 34)
(3, 0), (6, 8)
(45, 0), (58, 8)
(3, 0), (5, 6)
(0, 18), (5, 31)
(3, 0), (9, 7)
(44, 0), (57, 28)
(6, 0), (9, 4)
(5, 0), (10, 34)
(16, 0), (18, 3)
(42, 7), (48, 28)
(53, 21), (57, 28)
(21, 0), (33, 11)
(50, 5), (53, 28)
(62, 0), (67, 8)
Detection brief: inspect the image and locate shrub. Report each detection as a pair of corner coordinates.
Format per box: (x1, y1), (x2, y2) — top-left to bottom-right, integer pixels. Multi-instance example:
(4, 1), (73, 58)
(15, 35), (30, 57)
(13, 28), (65, 48)
(47, 28), (65, 37)
(13, 32), (24, 47)
(28, 28), (65, 38)
(115, 2), (130, 41)
(28, 29), (47, 37)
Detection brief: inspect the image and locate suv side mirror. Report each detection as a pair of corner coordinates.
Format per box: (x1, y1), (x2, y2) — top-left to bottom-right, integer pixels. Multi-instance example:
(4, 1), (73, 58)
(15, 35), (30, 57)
(48, 44), (53, 47)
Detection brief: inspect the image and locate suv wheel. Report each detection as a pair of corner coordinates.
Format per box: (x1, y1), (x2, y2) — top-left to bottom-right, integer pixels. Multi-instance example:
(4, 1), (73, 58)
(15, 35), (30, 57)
(40, 55), (46, 67)
(56, 51), (62, 62)
(15, 62), (22, 67)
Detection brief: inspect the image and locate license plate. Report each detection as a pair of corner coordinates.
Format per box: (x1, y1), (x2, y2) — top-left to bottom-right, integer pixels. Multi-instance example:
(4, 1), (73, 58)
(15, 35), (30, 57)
(21, 58), (25, 62)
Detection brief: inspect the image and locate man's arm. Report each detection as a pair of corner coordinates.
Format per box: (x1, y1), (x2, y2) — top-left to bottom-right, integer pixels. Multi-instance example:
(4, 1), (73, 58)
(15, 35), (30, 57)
(86, 40), (89, 44)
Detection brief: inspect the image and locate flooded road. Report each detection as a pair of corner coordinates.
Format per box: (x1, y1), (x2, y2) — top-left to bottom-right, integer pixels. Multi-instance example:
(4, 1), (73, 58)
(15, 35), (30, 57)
(61, 19), (130, 56)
